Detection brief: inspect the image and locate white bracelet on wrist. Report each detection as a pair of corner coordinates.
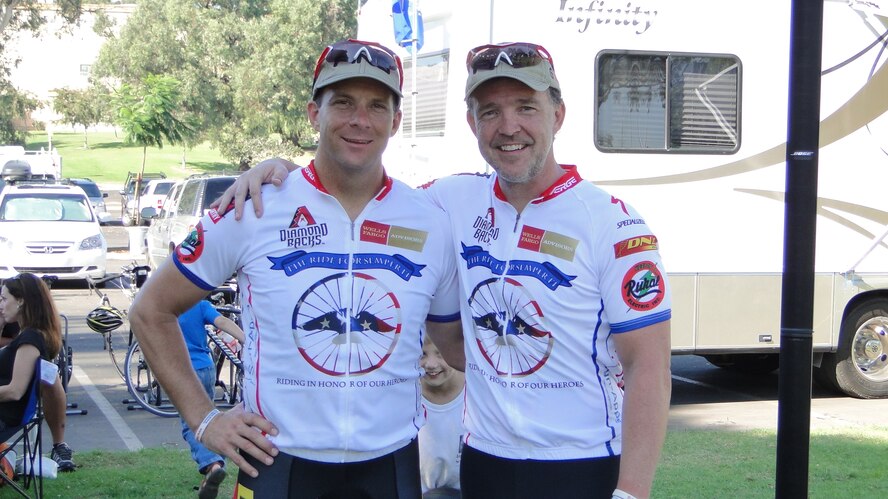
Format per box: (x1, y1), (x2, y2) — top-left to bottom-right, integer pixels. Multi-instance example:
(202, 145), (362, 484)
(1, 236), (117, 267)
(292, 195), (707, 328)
(612, 488), (638, 499)
(195, 409), (221, 443)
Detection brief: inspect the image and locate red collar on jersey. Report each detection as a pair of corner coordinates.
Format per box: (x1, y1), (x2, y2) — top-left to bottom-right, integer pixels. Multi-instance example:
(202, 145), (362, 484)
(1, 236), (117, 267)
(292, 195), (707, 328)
(302, 160), (394, 201)
(493, 164), (581, 204)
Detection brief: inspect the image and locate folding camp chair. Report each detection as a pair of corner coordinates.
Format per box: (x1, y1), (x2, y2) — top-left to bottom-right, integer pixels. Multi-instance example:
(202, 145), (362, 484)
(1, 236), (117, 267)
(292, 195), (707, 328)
(0, 358), (44, 498)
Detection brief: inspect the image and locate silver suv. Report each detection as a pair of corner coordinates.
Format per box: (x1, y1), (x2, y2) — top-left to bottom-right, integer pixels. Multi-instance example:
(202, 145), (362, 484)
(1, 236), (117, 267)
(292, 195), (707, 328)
(143, 174), (238, 269)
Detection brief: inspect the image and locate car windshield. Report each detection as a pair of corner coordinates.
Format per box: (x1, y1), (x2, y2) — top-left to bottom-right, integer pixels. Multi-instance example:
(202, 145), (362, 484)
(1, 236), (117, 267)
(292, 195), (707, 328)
(141, 181), (173, 196)
(72, 181), (101, 197)
(0, 193), (94, 222)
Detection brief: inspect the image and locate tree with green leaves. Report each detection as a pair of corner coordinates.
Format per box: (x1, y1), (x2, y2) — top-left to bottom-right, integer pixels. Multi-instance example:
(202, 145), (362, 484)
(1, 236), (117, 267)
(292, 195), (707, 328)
(92, 0), (356, 168)
(52, 84), (113, 148)
(0, 80), (36, 144)
(115, 74), (193, 223)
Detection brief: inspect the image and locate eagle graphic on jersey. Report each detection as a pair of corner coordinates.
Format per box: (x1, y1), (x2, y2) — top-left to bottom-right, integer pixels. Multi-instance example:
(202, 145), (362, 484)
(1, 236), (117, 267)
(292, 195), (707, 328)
(300, 309), (396, 337)
(473, 311), (549, 342)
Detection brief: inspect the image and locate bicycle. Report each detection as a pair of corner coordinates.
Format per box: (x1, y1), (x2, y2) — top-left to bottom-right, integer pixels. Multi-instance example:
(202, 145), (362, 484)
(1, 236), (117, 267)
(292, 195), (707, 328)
(85, 262), (148, 380)
(208, 305), (244, 408)
(85, 263), (182, 417)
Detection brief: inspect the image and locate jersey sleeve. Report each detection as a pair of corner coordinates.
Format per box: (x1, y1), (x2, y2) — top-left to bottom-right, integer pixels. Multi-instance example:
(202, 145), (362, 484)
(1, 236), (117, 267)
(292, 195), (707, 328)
(599, 197), (672, 334)
(172, 205), (255, 292)
(422, 197), (461, 323)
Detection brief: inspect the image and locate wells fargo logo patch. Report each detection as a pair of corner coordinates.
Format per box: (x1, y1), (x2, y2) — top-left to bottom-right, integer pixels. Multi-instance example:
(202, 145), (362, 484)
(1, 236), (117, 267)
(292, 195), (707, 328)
(360, 220), (428, 252)
(517, 225), (579, 262)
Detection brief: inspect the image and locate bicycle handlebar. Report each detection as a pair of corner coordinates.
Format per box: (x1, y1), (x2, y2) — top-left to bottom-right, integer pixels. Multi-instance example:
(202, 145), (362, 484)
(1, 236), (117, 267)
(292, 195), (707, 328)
(87, 272), (126, 286)
(214, 305), (242, 316)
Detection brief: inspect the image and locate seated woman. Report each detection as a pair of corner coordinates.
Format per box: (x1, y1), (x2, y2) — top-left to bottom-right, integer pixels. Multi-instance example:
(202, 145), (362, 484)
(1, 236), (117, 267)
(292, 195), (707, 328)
(0, 273), (62, 431)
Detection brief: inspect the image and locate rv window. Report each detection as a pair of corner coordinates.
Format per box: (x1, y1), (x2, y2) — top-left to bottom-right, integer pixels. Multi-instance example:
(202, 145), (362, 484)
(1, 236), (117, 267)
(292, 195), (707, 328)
(596, 51), (740, 153)
(401, 50), (449, 138)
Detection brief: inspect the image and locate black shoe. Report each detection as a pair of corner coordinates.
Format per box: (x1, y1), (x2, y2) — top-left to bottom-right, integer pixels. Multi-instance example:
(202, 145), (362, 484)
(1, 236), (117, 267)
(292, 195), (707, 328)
(50, 442), (76, 472)
(198, 464), (226, 499)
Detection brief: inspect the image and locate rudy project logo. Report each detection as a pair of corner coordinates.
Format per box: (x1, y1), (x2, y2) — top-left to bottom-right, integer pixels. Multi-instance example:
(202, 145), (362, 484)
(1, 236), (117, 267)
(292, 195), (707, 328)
(621, 260), (664, 311)
(176, 222), (205, 264)
(517, 225), (579, 262)
(359, 220), (428, 252)
(614, 235), (658, 258)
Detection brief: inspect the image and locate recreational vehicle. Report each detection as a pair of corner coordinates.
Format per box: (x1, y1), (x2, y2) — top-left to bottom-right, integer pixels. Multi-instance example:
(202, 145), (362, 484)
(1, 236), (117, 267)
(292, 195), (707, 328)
(357, 0), (888, 398)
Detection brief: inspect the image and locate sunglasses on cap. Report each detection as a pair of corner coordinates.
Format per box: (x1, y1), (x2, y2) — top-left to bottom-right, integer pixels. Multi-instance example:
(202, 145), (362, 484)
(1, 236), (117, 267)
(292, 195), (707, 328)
(313, 39), (404, 88)
(466, 42), (555, 74)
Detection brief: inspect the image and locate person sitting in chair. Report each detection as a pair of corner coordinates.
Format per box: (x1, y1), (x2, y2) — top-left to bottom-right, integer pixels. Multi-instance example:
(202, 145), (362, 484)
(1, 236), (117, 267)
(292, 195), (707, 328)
(1, 318), (76, 471)
(0, 274), (62, 433)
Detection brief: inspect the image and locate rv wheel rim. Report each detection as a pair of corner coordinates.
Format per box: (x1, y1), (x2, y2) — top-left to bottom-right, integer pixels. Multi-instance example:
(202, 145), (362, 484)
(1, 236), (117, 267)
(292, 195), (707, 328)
(852, 318), (888, 381)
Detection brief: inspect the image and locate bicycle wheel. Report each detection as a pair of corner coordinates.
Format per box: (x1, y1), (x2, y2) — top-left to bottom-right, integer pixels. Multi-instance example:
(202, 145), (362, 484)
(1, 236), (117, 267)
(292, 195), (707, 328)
(124, 341), (179, 417)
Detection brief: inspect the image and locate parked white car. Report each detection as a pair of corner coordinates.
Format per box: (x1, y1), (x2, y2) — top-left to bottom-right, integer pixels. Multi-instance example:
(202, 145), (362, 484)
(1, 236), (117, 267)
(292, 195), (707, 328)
(0, 183), (106, 281)
(123, 178), (176, 226)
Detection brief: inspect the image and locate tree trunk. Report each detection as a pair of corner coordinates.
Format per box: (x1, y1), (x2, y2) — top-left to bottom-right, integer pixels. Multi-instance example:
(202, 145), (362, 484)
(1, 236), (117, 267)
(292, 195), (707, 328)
(136, 146), (147, 225)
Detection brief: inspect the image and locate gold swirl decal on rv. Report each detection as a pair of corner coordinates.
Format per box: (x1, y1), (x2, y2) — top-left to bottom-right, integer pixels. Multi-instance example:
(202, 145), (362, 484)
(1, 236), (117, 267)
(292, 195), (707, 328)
(736, 188), (888, 249)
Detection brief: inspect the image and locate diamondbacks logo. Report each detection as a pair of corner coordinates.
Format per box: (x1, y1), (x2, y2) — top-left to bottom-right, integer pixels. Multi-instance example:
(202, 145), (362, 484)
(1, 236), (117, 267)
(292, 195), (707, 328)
(360, 220), (428, 252)
(290, 206), (316, 227)
(614, 235), (658, 258)
(472, 208), (499, 243)
(281, 206), (327, 248)
(176, 222), (205, 263)
(621, 260), (665, 311)
(517, 225), (579, 262)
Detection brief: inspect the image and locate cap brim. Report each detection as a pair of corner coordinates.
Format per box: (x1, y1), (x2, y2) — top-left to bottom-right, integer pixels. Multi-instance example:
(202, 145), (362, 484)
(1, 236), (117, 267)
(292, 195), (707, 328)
(313, 60), (403, 98)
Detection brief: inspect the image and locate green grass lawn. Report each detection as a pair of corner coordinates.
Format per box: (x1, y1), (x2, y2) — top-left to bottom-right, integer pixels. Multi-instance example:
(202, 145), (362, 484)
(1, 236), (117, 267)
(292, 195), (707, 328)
(27, 426), (888, 498)
(24, 131), (238, 186)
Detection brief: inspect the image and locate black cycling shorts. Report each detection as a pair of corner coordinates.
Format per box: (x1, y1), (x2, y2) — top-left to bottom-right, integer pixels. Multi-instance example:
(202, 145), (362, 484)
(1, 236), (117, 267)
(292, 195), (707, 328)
(234, 439), (421, 499)
(460, 445), (620, 499)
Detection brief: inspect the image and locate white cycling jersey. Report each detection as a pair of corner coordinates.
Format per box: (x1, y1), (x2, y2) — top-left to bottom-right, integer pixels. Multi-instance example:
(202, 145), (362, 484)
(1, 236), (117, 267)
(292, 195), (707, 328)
(422, 166), (671, 460)
(174, 162), (460, 463)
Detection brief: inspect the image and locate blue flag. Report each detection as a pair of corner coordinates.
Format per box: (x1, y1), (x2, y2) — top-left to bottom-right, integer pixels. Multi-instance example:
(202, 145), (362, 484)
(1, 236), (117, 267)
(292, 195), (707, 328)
(392, 0), (424, 52)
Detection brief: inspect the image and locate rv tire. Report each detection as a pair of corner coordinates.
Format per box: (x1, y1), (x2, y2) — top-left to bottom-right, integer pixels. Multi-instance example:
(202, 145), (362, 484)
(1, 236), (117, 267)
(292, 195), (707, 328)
(819, 299), (888, 399)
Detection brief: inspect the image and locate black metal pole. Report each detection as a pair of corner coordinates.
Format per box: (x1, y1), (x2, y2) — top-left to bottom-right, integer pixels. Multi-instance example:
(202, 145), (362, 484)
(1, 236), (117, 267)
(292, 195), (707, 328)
(776, 0), (823, 497)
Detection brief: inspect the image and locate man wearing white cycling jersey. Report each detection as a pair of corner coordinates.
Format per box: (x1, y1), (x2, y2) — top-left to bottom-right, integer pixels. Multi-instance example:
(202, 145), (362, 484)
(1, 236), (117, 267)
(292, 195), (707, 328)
(215, 41), (671, 499)
(130, 39), (461, 498)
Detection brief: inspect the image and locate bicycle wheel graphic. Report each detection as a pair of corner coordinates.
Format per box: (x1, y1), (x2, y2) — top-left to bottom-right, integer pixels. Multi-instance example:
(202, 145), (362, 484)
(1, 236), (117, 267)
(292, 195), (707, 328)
(293, 272), (401, 376)
(469, 277), (553, 376)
